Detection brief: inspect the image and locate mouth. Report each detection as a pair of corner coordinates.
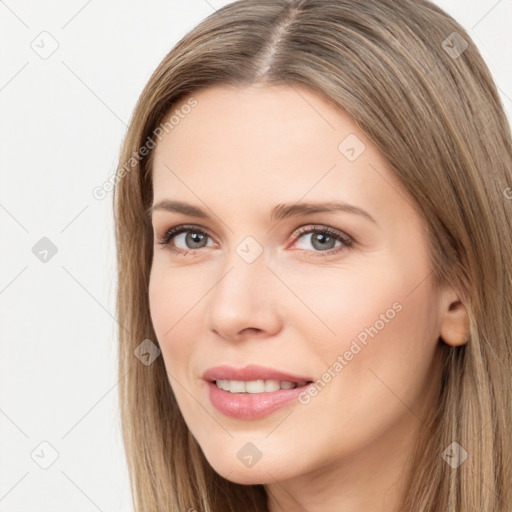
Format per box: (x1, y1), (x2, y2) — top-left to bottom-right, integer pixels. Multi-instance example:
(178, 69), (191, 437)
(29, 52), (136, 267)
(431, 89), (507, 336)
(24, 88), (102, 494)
(203, 364), (314, 391)
(212, 378), (313, 393)
(202, 365), (315, 419)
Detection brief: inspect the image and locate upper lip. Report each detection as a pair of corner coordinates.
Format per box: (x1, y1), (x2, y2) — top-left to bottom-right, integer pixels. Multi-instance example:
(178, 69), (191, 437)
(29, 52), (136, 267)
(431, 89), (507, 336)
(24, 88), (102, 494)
(203, 364), (314, 383)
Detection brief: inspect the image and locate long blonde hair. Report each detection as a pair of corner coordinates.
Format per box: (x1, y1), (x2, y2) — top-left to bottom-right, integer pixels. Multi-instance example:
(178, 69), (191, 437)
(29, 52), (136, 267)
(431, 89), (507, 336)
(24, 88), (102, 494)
(113, 0), (512, 510)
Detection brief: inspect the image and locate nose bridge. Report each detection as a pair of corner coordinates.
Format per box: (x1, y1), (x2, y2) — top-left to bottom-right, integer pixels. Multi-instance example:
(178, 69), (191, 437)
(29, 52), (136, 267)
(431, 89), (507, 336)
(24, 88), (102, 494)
(220, 231), (271, 290)
(205, 236), (282, 338)
(214, 237), (271, 308)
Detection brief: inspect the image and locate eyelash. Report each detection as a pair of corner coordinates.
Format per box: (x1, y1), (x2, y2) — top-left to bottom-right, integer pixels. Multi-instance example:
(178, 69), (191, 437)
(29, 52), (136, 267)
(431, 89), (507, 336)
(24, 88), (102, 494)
(156, 224), (354, 259)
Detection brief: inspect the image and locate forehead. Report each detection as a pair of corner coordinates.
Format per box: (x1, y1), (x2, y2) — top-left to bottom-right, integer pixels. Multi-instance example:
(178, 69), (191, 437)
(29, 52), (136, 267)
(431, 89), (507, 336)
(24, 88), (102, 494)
(151, 85), (415, 227)
(156, 84), (348, 163)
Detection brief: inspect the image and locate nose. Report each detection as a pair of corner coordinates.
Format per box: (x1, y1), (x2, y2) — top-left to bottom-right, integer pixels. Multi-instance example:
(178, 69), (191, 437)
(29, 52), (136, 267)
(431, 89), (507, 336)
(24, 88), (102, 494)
(205, 246), (283, 342)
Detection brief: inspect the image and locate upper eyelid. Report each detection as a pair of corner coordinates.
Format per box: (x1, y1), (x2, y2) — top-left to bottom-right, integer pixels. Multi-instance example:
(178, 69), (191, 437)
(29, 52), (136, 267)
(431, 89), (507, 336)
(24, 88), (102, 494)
(157, 223), (353, 247)
(156, 223), (344, 236)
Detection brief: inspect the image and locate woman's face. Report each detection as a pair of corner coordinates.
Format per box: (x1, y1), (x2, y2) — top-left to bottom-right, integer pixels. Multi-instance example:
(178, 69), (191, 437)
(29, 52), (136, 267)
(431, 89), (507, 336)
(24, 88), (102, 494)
(148, 84), (451, 491)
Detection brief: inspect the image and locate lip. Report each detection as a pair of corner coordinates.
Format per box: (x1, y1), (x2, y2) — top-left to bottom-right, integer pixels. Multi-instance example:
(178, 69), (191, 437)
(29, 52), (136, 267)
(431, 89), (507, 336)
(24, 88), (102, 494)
(203, 364), (314, 420)
(202, 364), (314, 384)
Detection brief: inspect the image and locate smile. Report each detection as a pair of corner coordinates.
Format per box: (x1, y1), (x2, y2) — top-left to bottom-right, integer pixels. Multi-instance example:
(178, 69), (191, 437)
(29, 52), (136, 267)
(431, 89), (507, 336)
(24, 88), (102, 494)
(215, 379), (309, 393)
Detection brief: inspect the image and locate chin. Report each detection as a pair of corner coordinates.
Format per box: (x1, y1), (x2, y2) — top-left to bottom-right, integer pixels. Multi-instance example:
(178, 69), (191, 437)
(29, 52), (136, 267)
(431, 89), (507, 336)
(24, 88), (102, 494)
(200, 447), (292, 485)
(212, 463), (280, 485)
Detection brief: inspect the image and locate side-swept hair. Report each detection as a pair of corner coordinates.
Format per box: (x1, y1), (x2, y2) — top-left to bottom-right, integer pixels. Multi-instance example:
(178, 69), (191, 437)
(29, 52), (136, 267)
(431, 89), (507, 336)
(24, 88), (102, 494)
(113, 1), (512, 510)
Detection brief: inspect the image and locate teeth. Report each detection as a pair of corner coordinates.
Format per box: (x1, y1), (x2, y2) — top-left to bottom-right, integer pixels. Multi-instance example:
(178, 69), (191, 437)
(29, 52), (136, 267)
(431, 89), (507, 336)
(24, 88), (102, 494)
(215, 379), (303, 393)
(264, 380), (280, 392)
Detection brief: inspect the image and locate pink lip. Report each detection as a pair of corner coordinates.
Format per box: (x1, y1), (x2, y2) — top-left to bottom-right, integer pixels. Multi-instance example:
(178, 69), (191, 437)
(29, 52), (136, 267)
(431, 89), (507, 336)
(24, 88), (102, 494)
(202, 364), (314, 420)
(202, 364), (313, 383)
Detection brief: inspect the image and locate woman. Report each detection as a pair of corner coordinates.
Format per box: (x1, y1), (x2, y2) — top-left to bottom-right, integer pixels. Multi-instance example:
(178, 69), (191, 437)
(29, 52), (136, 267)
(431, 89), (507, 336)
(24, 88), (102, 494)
(113, 0), (512, 510)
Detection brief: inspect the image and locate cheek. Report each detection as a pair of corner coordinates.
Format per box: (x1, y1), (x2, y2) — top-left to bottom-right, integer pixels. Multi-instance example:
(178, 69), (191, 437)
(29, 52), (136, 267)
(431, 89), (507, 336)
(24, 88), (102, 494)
(309, 277), (440, 431)
(307, 246), (436, 355)
(148, 259), (197, 333)
(148, 265), (196, 369)
(288, 264), (405, 348)
(300, 262), (440, 398)
(148, 267), (215, 438)
(148, 268), (170, 339)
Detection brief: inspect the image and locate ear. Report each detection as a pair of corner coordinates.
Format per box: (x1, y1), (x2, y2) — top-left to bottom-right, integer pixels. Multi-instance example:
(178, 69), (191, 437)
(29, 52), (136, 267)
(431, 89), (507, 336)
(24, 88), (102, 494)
(439, 285), (470, 347)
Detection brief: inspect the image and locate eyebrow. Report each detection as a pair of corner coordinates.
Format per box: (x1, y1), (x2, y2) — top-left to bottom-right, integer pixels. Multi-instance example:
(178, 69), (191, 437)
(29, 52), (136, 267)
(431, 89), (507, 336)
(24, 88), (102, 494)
(148, 199), (377, 225)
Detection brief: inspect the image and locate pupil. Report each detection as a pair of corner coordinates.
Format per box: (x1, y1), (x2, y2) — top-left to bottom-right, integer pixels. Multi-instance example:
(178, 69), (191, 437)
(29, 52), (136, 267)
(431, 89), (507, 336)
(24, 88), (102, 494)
(188, 232), (205, 248)
(313, 233), (334, 250)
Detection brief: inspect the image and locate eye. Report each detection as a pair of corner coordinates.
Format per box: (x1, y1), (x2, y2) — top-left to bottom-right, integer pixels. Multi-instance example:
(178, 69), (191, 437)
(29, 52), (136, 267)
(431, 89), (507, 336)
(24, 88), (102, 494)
(156, 224), (353, 258)
(156, 225), (215, 256)
(290, 225), (353, 257)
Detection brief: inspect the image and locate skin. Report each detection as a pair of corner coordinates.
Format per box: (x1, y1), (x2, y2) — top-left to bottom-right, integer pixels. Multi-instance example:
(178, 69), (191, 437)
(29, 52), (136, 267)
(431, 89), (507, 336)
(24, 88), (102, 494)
(148, 84), (469, 512)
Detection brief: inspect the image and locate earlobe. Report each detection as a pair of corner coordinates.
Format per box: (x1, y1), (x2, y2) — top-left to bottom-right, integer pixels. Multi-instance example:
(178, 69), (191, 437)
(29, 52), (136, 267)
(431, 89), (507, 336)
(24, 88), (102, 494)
(439, 288), (470, 347)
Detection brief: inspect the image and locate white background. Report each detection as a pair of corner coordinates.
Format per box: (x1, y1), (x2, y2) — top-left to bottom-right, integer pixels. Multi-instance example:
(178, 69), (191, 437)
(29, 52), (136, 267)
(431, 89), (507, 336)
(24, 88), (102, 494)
(1, 1), (511, 510)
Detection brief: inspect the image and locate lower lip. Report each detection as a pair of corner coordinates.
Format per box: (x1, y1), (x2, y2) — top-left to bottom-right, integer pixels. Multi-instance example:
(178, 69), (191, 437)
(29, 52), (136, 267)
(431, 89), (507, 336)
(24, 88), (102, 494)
(206, 381), (311, 420)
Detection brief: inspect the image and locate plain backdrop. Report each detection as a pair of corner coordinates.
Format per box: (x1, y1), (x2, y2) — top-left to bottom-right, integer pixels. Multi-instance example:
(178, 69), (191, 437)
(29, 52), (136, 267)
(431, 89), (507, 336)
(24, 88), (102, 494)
(1, 1), (511, 510)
